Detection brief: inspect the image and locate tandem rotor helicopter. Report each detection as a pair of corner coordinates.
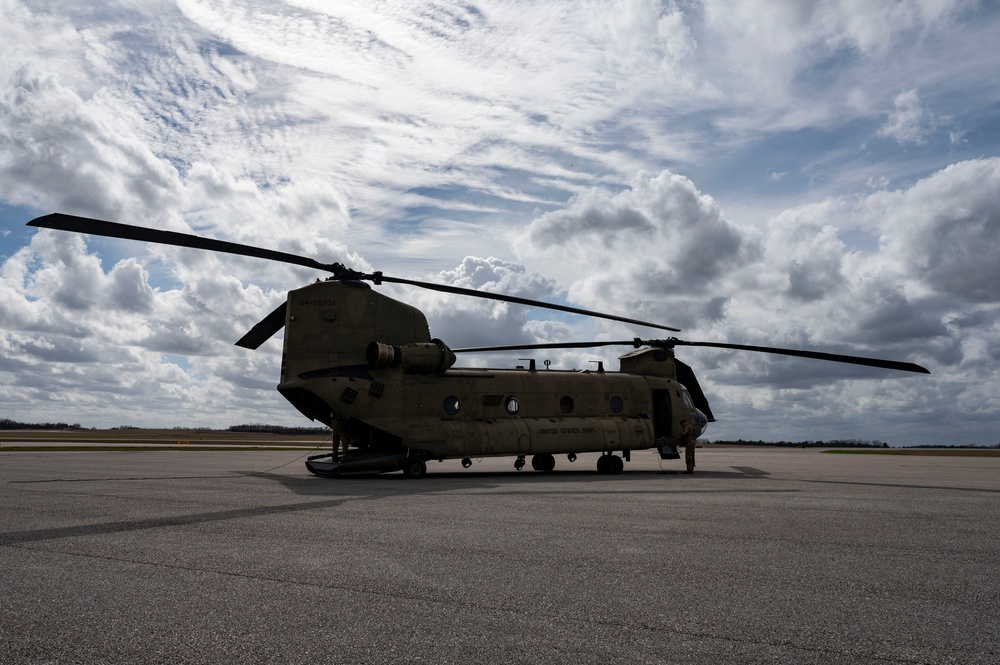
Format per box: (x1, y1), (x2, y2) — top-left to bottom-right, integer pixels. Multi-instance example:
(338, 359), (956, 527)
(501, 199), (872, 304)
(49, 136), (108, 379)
(28, 213), (929, 478)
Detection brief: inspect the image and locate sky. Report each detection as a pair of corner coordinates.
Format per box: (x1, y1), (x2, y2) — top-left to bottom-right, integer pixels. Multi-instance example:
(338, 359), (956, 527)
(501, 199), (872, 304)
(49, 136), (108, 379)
(2, 0), (999, 444)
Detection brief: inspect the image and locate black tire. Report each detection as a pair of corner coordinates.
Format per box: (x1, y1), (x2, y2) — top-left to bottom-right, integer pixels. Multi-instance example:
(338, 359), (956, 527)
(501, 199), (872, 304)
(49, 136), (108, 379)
(531, 453), (556, 472)
(402, 457), (427, 479)
(608, 454), (624, 475)
(596, 454), (610, 474)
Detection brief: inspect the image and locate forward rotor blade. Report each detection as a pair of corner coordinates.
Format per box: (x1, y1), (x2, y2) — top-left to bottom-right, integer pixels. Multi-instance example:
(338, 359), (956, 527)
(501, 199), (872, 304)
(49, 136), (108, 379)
(28, 213), (337, 272)
(453, 340), (637, 353)
(235, 302), (288, 349)
(670, 340), (930, 374)
(380, 275), (680, 333)
(454, 337), (930, 374)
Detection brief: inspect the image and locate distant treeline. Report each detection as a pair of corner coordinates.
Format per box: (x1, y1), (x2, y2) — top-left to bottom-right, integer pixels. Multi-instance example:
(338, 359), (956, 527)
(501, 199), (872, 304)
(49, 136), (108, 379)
(705, 439), (890, 448)
(2, 419), (328, 434)
(908, 443), (1000, 449)
(227, 423), (331, 435)
(1, 418), (81, 430)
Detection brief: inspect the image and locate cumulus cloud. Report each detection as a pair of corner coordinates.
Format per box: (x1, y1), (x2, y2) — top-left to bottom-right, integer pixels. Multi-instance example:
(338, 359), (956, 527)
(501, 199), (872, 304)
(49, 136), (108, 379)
(515, 170), (755, 329)
(406, 256), (560, 348)
(0, 61), (183, 220)
(699, 160), (1000, 441)
(500, 156), (1000, 443)
(878, 89), (936, 145)
(764, 202), (847, 302)
(862, 158), (1000, 303)
(0, 218), (296, 427)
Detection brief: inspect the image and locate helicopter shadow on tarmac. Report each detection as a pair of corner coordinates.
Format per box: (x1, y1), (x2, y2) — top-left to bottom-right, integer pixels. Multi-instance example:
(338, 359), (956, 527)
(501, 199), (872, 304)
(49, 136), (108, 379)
(242, 461), (796, 502)
(0, 490), (359, 548)
(0, 470), (468, 548)
(0, 465), (794, 548)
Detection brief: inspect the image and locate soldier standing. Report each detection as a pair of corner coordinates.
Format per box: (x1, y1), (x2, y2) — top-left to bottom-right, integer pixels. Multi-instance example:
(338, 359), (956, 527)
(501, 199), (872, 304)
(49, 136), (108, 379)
(331, 416), (350, 460)
(679, 419), (696, 474)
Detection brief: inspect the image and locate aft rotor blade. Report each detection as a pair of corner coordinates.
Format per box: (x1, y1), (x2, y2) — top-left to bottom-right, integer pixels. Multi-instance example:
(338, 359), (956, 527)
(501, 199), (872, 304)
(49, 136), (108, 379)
(235, 302), (288, 349)
(29, 214), (681, 333)
(28, 213), (337, 272)
(380, 275), (680, 333)
(671, 340), (930, 374)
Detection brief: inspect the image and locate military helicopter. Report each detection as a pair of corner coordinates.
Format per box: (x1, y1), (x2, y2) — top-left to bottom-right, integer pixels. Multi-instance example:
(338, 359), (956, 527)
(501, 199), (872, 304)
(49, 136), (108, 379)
(27, 213), (930, 478)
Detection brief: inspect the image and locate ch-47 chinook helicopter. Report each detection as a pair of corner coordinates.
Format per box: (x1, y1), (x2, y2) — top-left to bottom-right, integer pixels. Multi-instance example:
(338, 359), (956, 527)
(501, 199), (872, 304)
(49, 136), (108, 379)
(28, 213), (930, 478)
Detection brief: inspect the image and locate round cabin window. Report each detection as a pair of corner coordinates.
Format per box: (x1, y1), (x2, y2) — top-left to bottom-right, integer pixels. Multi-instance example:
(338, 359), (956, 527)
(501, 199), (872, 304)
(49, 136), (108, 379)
(505, 396), (520, 414)
(560, 395), (574, 414)
(443, 396), (460, 415)
(610, 396), (624, 413)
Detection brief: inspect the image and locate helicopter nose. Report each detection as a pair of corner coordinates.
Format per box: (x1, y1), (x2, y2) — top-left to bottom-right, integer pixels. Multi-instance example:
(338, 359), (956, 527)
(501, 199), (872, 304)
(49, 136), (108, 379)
(691, 408), (708, 433)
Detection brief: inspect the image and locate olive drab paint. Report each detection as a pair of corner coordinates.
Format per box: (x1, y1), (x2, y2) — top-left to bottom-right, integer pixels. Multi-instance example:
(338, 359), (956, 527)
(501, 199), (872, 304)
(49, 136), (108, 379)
(276, 280), (707, 477)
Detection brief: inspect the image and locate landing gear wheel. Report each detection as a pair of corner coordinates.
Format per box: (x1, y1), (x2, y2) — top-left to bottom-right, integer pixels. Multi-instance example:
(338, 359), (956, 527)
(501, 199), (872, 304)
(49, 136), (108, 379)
(461, 458), (472, 468)
(597, 454), (623, 475)
(514, 456), (526, 471)
(531, 453), (556, 472)
(402, 457), (427, 479)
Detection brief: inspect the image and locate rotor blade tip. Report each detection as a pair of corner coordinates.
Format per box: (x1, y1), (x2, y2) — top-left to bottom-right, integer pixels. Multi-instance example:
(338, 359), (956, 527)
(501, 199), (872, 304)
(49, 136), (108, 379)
(26, 214), (53, 227)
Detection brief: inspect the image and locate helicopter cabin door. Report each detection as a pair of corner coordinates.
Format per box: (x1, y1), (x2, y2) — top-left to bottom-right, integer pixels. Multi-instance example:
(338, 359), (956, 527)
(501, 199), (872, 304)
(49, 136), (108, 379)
(652, 389), (680, 460)
(652, 390), (672, 439)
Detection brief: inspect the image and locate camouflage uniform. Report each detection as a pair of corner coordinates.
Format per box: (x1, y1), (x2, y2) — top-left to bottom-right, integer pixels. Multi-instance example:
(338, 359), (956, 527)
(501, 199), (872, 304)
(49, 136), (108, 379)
(680, 421), (696, 473)
(331, 417), (350, 460)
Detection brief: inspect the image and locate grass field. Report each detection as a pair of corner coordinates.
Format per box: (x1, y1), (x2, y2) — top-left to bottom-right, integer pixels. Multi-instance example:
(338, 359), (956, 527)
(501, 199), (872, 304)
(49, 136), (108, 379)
(823, 448), (1000, 457)
(0, 428), (331, 452)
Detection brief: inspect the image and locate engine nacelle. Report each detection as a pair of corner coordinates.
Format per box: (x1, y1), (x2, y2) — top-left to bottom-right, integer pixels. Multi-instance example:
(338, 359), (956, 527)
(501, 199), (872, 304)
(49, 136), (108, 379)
(366, 339), (457, 374)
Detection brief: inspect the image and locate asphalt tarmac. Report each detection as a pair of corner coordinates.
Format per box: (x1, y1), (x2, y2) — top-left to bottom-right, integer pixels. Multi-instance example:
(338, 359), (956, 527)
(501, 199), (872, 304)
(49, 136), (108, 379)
(2, 447), (997, 664)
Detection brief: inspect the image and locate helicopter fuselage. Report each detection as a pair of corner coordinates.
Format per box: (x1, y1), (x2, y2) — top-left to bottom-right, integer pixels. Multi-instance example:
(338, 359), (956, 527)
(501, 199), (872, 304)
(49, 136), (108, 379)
(276, 280), (706, 476)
